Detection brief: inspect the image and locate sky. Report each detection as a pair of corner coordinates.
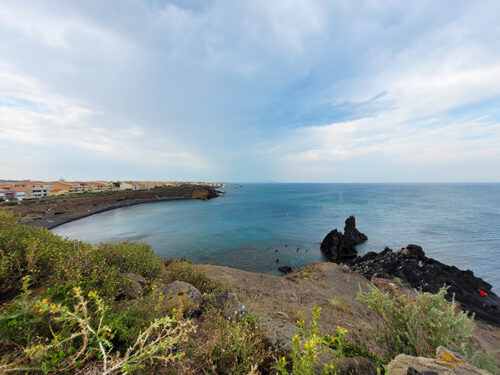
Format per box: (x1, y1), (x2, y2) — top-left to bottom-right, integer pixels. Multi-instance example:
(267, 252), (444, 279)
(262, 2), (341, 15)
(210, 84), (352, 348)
(0, 0), (499, 182)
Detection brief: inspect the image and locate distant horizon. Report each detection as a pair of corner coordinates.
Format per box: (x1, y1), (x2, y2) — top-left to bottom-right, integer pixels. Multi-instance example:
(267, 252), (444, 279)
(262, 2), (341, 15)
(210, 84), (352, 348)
(1, 178), (500, 184)
(1, 1), (499, 181)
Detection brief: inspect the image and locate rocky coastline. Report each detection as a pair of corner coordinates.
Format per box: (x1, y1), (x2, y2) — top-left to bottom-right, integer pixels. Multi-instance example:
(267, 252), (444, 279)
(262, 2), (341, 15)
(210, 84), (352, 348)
(1, 184), (219, 229)
(319, 216), (500, 328)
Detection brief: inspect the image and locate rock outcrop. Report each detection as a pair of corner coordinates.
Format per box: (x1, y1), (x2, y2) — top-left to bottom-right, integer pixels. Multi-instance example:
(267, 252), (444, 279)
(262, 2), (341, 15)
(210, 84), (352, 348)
(350, 245), (500, 327)
(117, 273), (147, 300)
(161, 281), (202, 316)
(387, 346), (491, 375)
(320, 216), (368, 261)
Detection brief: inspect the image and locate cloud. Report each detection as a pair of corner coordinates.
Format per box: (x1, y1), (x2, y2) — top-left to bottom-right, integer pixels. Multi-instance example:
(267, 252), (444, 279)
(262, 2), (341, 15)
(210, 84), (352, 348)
(0, 0), (499, 181)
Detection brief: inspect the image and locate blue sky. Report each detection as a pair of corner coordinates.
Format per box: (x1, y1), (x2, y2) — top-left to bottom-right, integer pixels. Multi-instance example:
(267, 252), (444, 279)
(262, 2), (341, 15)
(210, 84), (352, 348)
(0, 0), (499, 182)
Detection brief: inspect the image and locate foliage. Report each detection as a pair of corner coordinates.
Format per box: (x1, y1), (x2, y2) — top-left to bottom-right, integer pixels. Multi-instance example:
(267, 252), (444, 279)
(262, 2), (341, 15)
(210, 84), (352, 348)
(275, 307), (349, 375)
(203, 312), (271, 374)
(0, 278), (195, 374)
(0, 212), (166, 301)
(97, 241), (163, 280)
(164, 260), (230, 294)
(357, 284), (474, 358)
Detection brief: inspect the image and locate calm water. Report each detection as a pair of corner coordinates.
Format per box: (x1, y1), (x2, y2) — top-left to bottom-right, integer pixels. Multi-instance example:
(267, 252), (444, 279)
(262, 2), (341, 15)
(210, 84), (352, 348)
(52, 183), (500, 291)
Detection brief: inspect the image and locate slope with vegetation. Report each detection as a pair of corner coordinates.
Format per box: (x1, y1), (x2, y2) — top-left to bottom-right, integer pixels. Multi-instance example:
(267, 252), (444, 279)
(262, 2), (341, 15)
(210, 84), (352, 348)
(0, 211), (498, 374)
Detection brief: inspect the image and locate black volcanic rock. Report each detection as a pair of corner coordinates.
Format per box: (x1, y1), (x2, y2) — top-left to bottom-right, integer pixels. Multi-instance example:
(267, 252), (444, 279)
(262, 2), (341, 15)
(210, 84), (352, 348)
(320, 216), (368, 261)
(278, 266), (293, 274)
(350, 244), (500, 327)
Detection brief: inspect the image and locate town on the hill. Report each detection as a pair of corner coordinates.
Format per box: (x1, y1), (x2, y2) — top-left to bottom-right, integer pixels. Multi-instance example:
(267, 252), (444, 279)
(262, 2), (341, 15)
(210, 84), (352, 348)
(0, 179), (225, 201)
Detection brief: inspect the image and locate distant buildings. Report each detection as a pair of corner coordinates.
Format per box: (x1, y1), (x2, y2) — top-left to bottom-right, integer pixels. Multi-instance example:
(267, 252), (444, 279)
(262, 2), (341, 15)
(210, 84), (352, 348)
(0, 179), (226, 202)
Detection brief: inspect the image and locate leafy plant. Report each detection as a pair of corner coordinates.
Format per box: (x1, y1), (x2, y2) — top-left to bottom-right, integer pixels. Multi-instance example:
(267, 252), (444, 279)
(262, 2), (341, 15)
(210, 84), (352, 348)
(275, 307), (348, 375)
(164, 260), (230, 294)
(357, 284), (474, 357)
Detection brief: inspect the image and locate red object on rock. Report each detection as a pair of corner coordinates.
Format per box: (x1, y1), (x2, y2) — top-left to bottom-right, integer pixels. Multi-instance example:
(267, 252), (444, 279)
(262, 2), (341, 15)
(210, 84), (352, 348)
(478, 290), (487, 296)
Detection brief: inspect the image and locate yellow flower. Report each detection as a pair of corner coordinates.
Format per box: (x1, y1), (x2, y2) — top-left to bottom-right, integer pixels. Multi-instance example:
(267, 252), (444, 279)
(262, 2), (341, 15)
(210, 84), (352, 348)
(313, 355), (317, 359)
(304, 342), (309, 349)
(35, 344), (40, 349)
(42, 298), (48, 304)
(318, 307), (321, 311)
(34, 303), (39, 308)
(88, 292), (92, 297)
(182, 352), (186, 357)
(281, 357), (286, 362)
(292, 337), (296, 342)
(51, 304), (56, 309)
(38, 308), (43, 313)
(330, 364), (334, 369)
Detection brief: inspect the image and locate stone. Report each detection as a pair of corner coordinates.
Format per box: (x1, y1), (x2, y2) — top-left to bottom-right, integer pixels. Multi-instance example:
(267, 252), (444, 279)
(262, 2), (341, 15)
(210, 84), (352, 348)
(278, 266), (293, 274)
(321, 216), (368, 262)
(387, 346), (491, 375)
(116, 273), (147, 300)
(258, 315), (297, 351)
(350, 245), (500, 327)
(162, 281), (201, 316)
(206, 292), (248, 320)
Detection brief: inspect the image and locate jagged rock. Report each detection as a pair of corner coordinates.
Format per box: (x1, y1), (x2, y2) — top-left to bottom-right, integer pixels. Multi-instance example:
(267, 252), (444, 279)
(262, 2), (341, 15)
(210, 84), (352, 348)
(278, 266), (293, 274)
(204, 292), (248, 320)
(258, 316), (297, 351)
(117, 273), (147, 300)
(162, 281), (201, 316)
(350, 245), (500, 327)
(321, 216), (368, 261)
(387, 346), (491, 374)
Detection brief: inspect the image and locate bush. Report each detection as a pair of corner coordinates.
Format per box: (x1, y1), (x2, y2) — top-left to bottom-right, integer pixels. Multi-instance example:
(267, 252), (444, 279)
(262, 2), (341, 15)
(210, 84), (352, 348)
(356, 284), (474, 358)
(164, 260), (230, 294)
(0, 212), (164, 301)
(98, 241), (163, 279)
(0, 277), (195, 374)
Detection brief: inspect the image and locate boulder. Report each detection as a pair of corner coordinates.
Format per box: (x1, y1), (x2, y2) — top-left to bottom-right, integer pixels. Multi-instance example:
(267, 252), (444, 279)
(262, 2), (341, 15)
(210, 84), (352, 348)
(321, 216), (368, 261)
(207, 292), (248, 320)
(117, 273), (147, 300)
(387, 346), (491, 375)
(162, 281), (201, 316)
(350, 245), (500, 327)
(278, 266), (293, 274)
(258, 315), (297, 351)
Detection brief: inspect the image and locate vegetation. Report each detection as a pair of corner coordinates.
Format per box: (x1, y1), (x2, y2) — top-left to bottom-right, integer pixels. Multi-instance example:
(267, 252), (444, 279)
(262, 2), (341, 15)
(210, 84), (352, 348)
(164, 259), (230, 294)
(0, 211), (496, 373)
(357, 284), (474, 358)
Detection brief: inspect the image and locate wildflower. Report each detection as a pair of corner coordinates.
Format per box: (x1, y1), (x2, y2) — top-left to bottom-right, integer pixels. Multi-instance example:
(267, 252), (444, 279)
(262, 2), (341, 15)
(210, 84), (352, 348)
(35, 345), (40, 349)
(42, 298), (48, 304)
(221, 348), (226, 353)
(281, 357), (286, 362)
(88, 291), (92, 297)
(318, 307), (322, 312)
(304, 342), (309, 349)
(330, 364), (334, 369)
(34, 303), (39, 308)
(313, 355), (317, 359)
(292, 337), (296, 342)
(182, 352), (186, 357)
(51, 304), (56, 309)
(38, 308), (43, 313)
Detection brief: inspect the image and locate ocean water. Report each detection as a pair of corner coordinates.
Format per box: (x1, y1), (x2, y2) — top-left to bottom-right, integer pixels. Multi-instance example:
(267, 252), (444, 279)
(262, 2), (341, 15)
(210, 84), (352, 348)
(52, 183), (500, 291)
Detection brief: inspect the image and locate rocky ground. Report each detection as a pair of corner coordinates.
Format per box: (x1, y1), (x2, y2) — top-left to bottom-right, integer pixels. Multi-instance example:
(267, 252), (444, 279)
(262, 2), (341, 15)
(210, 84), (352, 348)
(197, 262), (500, 373)
(1, 184), (219, 229)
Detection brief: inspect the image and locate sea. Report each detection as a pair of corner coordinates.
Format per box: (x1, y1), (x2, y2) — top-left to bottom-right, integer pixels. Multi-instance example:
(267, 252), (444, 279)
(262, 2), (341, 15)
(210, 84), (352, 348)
(52, 183), (500, 292)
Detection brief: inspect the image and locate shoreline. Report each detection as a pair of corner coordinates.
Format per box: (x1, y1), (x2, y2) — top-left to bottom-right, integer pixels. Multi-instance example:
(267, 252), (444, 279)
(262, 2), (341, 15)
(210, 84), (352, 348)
(1, 184), (219, 230)
(35, 196), (195, 230)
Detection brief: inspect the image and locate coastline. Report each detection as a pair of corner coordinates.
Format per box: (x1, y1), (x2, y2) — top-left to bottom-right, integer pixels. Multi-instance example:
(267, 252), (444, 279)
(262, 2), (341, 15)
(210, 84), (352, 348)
(1, 184), (219, 230)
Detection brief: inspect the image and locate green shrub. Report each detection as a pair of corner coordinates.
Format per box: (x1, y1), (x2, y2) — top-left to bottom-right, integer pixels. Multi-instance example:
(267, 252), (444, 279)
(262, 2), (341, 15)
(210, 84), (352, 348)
(357, 284), (474, 358)
(0, 278), (195, 374)
(0, 212), (165, 301)
(164, 260), (230, 294)
(203, 311), (271, 374)
(97, 241), (163, 279)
